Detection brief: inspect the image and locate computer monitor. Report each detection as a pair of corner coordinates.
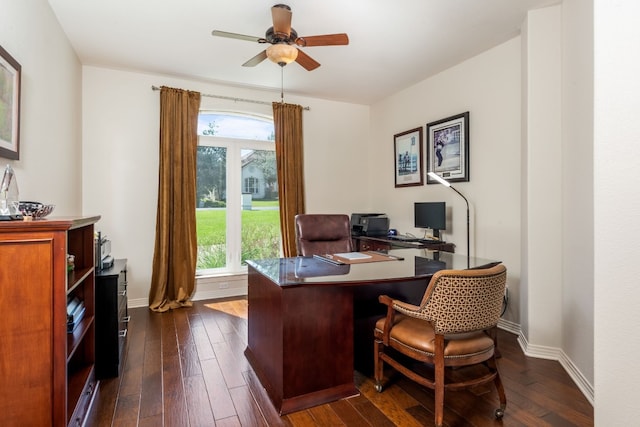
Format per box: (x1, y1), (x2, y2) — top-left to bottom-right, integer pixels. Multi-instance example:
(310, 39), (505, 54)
(414, 202), (446, 239)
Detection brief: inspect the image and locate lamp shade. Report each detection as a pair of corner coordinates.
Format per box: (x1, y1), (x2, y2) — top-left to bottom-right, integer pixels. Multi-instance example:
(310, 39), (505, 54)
(428, 172), (451, 187)
(266, 44), (298, 66)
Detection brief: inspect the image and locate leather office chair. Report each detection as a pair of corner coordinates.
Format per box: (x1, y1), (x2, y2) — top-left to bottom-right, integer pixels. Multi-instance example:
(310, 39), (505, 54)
(294, 214), (354, 256)
(373, 264), (507, 427)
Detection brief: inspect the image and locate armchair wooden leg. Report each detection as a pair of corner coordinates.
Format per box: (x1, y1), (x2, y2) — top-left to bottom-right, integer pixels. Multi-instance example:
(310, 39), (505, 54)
(487, 356), (507, 418)
(374, 339), (383, 392)
(434, 335), (445, 427)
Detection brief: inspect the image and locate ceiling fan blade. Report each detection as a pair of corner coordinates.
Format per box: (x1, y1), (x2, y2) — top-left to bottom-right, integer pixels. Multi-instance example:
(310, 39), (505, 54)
(295, 33), (349, 47)
(212, 30), (265, 43)
(242, 50), (268, 67)
(271, 4), (292, 37)
(295, 49), (321, 71)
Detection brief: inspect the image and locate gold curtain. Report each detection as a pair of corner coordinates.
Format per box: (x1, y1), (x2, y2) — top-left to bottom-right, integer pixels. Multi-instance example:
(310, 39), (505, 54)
(273, 102), (305, 257)
(149, 86), (201, 312)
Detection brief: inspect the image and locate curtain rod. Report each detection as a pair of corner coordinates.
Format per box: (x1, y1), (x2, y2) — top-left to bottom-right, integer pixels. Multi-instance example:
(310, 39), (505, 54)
(151, 85), (309, 110)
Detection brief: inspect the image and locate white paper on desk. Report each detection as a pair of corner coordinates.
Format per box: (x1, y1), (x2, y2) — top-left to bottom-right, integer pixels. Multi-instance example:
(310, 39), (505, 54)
(333, 252), (372, 260)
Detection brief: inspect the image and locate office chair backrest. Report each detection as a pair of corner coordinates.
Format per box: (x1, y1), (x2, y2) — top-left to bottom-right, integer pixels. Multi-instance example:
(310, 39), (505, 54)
(417, 264), (507, 334)
(295, 214), (353, 256)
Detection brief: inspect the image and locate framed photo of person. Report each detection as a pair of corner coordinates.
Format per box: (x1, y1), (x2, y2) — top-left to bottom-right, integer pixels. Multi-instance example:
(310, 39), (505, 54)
(426, 112), (469, 184)
(0, 44), (21, 160)
(394, 127), (424, 188)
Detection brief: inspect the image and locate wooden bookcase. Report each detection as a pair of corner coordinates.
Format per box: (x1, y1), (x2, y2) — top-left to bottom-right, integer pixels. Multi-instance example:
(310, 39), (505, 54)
(0, 216), (100, 427)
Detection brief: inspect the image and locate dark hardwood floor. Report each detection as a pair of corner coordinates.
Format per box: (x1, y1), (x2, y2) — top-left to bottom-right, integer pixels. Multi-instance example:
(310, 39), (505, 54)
(87, 297), (593, 427)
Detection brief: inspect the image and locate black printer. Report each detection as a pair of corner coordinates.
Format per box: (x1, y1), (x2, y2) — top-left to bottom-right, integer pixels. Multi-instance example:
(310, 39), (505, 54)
(350, 213), (389, 237)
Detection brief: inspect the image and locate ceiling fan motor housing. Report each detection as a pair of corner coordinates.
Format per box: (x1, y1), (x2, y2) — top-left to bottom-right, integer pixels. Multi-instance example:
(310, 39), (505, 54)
(265, 27), (297, 44)
(272, 3), (291, 9)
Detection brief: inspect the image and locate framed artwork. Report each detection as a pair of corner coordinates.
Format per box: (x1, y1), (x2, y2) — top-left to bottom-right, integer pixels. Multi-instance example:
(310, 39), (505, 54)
(394, 127), (423, 188)
(426, 112), (469, 183)
(0, 44), (21, 160)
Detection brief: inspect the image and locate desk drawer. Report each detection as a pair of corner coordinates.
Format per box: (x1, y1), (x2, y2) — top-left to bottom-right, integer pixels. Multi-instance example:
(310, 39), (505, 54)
(359, 240), (391, 252)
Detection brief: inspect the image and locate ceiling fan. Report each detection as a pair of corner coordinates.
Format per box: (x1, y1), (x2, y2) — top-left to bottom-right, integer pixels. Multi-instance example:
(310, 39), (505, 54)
(212, 4), (349, 71)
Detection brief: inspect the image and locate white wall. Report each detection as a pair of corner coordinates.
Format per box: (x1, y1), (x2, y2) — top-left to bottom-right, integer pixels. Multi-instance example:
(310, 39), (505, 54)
(81, 66), (370, 305)
(521, 4), (595, 400)
(369, 38), (523, 324)
(521, 6), (564, 349)
(594, 1), (640, 423)
(0, 0), (82, 214)
(562, 0), (594, 390)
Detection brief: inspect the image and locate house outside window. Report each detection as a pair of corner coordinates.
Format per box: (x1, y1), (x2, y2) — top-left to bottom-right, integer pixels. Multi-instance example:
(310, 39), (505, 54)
(196, 112), (280, 274)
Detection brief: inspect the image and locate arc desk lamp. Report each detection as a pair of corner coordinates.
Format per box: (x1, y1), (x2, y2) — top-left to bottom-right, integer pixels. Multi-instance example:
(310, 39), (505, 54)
(427, 172), (469, 268)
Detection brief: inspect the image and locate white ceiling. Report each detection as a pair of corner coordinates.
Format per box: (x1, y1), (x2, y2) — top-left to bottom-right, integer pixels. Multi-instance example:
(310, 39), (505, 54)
(47, 0), (558, 105)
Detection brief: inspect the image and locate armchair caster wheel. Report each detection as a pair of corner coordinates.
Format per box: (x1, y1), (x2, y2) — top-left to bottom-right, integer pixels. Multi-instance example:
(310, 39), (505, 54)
(495, 408), (504, 419)
(374, 383), (382, 393)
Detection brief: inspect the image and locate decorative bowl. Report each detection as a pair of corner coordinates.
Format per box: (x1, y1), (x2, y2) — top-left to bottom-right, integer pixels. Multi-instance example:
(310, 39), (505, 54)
(18, 201), (55, 219)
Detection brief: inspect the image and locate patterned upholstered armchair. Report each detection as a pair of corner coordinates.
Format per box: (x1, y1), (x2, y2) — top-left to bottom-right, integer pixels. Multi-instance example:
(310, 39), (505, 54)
(373, 263), (507, 427)
(294, 214), (353, 256)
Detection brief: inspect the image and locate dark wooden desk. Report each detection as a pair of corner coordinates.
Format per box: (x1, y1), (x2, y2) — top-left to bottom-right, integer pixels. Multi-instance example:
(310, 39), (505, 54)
(354, 235), (456, 253)
(245, 249), (498, 415)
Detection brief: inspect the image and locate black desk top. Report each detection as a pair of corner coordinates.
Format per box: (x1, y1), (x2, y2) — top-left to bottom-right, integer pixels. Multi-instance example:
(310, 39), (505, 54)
(246, 248), (499, 288)
(96, 258), (127, 277)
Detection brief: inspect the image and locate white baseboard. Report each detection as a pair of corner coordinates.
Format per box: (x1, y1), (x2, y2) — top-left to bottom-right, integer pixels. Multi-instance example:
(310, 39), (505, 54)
(129, 297), (148, 309)
(192, 286), (248, 301)
(128, 274), (248, 308)
(129, 288), (249, 309)
(517, 331), (594, 405)
(497, 317), (520, 335)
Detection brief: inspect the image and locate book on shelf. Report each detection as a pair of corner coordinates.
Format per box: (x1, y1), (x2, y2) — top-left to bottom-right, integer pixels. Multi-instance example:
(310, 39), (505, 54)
(67, 296), (81, 317)
(67, 303), (86, 333)
(67, 299), (85, 323)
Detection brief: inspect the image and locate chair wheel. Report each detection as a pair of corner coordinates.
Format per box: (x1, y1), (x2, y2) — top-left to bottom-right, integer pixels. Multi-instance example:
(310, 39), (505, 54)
(495, 408), (504, 419)
(374, 383), (382, 393)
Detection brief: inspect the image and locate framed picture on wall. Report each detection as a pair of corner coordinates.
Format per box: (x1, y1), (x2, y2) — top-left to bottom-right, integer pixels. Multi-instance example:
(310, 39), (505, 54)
(426, 112), (469, 183)
(394, 127), (424, 188)
(0, 44), (21, 160)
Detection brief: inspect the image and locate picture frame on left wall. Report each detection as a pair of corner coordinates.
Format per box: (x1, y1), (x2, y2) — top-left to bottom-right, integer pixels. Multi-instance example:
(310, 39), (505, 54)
(0, 44), (21, 160)
(394, 127), (424, 188)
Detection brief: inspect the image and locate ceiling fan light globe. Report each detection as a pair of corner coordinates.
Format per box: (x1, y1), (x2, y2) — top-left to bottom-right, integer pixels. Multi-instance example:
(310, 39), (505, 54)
(266, 44), (298, 66)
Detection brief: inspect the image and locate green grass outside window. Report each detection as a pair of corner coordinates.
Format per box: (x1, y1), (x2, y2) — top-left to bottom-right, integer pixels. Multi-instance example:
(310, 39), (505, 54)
(196, 200), (280, 270)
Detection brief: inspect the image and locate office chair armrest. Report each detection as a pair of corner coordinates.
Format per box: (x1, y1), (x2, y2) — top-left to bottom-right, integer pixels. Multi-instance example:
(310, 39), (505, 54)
(378, 295), (396, 344)
(392, 300), (421, 314)
(378, 294), (394, 307)
(378, 295), (420, 312)
(378, 295), (423, 344)
(379, 295), (422, 317)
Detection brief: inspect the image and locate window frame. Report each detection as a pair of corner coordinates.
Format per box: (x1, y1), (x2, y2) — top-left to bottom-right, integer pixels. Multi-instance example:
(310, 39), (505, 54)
(196, 112), (277, 276)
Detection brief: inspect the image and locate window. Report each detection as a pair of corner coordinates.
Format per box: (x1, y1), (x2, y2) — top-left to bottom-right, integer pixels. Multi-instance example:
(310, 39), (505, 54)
(244, 177), (259, 194)
(196, 112), (280, 274)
